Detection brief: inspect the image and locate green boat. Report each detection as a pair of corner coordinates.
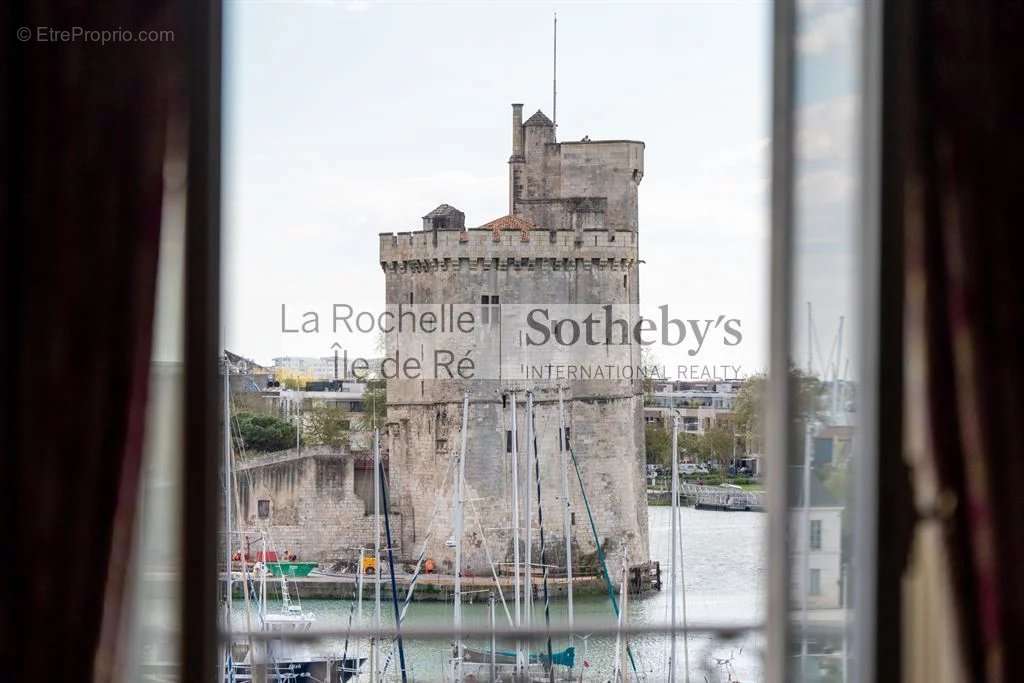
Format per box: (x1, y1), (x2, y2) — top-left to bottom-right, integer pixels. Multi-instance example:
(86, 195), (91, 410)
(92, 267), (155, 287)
(266, 561), (318, 577)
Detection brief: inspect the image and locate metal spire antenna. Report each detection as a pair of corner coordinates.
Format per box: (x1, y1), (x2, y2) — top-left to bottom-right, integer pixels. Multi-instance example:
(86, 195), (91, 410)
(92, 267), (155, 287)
(552, 12), (557, 138)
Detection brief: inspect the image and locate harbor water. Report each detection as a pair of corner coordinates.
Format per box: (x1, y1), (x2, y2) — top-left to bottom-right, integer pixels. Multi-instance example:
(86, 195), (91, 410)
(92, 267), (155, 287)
(231, 506), (766, 681)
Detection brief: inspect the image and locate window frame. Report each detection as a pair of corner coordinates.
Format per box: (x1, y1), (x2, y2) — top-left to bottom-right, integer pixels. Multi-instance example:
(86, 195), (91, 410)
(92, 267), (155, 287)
(766, 0), (883, 681)
(177, 1), (887, 680)
(182, 0), (223, 677)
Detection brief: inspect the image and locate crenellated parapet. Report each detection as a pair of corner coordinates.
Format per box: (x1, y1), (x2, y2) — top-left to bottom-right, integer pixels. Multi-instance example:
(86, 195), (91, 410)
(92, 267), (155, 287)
(379, 227), (638, 273)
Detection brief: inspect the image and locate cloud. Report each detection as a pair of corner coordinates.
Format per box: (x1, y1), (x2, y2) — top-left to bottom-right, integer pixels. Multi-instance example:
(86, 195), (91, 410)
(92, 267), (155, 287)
(797, 1), (858, 56)
(797, 94), (856, 165)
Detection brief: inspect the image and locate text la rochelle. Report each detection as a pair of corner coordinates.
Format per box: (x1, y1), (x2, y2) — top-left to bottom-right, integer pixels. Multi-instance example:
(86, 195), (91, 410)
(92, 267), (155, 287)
(280, 304), (475, 335)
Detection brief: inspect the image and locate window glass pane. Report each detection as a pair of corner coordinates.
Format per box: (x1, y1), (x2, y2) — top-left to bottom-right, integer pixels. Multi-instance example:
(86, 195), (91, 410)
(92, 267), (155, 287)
(223, 3), (770, 681)
(120, 148), (186, 680)
(789, 1), (862, 679)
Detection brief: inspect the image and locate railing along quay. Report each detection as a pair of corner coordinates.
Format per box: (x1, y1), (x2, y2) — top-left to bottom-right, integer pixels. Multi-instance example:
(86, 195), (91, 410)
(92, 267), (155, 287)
(649, 483), (766, 512)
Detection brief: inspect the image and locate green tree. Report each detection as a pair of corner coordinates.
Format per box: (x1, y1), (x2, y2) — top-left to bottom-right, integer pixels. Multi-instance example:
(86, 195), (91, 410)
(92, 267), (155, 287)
(676, 428), (733, 472)
(232, 412), (297, 453)
(677, 432), (704, 460)
(305, 406), (350, 448)
(703, 426), (735, 474)
(733, 373), (766, 453)
(644, 423), (671, 466)
(732, 367), (826, 456)
(275, 368), (312, 391)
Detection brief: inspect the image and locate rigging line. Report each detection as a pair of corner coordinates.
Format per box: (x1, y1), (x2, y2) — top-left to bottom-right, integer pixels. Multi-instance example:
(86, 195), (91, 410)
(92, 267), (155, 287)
(380, 455), (459, 675)
(341, 602), (356, 674)
(468, 495), (516, 627)
(403, 453), (455, 567)
(399, 454), (455, 605)
(824, 323), (839, 381)
(379, 458), (409, 682)
(676, 509), (691, 683)
(529, 396), (556, 674)
(810, 314), (828, 381)
(568, 444), (639, 676)
(226, 391), (259, 656)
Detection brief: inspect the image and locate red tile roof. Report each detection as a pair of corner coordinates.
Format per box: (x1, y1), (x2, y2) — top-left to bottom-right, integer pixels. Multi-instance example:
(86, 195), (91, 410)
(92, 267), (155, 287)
(480, 214), (535, 241)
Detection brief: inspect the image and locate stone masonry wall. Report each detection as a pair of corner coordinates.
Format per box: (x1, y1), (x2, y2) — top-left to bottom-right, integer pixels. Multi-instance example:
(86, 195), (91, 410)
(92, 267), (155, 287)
(235, 446), (381, 561)
(386, 389), (648, 578)
(381, 226), (649, 578)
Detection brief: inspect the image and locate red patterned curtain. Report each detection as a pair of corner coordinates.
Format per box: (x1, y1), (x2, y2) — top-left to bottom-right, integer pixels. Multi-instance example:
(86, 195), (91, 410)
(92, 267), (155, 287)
(4, 2), (184, 679)
(901, 2), (1024, 680)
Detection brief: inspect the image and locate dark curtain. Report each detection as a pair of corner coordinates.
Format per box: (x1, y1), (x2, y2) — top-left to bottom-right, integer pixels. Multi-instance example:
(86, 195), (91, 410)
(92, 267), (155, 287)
(900, 1), (1024, 680)
(3, 2), (184, 679)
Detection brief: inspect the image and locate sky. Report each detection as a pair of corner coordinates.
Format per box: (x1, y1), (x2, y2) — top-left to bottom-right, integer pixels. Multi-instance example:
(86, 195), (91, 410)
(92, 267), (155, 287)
(222, 1), (860, 381)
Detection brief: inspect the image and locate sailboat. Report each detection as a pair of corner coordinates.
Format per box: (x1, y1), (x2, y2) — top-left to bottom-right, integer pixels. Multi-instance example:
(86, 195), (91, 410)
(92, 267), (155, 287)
(221, 353), (365, 683)
(448, 390), (577, 682)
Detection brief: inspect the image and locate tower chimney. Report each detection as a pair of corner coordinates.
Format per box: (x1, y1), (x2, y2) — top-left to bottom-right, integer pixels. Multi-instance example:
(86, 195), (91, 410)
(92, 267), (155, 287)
(509, 104), (525, 213)
(511, 103), (524, 159)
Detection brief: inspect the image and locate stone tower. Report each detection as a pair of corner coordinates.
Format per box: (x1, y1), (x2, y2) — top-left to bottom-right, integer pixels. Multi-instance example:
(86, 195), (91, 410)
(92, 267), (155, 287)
(379, 104), (648, 576)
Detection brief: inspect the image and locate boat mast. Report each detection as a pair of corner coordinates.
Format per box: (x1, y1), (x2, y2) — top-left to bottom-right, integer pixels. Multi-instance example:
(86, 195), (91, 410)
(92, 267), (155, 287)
(524, 391), (535, 666)
(379, 430), (409, 683)
(228, 452), (257, 672)
(223, 353), (233, 622)
(832, 315), (845, 420)
(372, 428), (382, 683)
(800, 419), (813, 670)
(530, 393), (556, 672)
(454, 393), (469, 680)
(620, 551), (630, 682)
(558, 386), (575, 644)
(670, 415), (678, 682)
(612, 554), (627, 682)
(357, 547), (365, 622)
(260, 535), (268, 620)
(509, 390), (523, 673)
(489, 592), (498, 682)
(357, 546), (365, 670)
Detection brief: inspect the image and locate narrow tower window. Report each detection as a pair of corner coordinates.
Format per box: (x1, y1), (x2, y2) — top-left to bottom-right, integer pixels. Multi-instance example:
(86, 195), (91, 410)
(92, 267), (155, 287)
(481, 294), (500, 325)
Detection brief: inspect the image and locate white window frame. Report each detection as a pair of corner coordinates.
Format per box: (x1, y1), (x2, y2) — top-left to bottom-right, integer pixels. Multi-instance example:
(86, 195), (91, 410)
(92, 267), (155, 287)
(766, 1), (881, 681)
